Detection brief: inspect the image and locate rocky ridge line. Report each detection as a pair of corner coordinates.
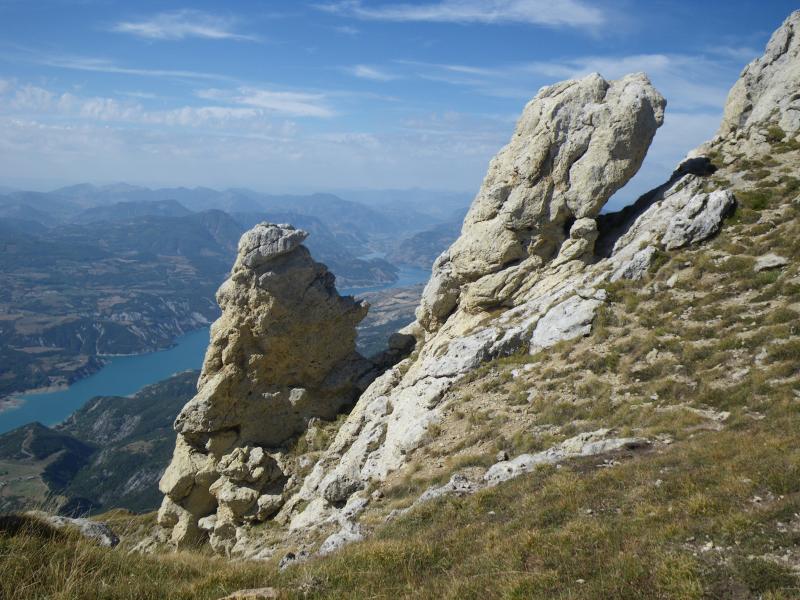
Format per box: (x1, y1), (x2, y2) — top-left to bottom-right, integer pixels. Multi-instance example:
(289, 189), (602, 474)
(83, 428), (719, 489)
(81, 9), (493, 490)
(153, 10), (800, 560)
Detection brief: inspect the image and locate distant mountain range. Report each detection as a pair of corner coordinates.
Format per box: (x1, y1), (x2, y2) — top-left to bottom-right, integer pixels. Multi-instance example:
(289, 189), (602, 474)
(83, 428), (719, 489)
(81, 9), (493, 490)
(0, 184), (470, 404)
(0, 183), (470, 232)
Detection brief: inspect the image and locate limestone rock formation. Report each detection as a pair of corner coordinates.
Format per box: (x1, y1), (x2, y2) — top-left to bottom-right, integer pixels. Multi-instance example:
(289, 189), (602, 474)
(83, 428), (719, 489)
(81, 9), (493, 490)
(275, 60), (757, 556)
(720, 10), (800, 136)
(157, 12), (800, 559)
(417, 72), (666, 331)
(157, 223), (374, 552)
(274, 74), (671, 546)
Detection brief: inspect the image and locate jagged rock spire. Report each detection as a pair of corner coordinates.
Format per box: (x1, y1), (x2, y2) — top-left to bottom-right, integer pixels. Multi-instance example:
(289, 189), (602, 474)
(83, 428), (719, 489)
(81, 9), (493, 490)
(157, 222), (374, 552)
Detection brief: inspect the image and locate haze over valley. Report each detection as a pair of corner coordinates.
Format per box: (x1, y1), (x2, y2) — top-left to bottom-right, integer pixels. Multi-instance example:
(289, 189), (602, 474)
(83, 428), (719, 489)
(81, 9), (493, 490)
(0, 184), (468, 410)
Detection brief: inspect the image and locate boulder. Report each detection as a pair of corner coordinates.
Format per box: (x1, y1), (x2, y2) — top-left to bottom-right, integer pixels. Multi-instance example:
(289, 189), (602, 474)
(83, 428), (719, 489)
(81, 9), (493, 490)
(318, 522), (363, 555)
(610, 245), (657, 282)
(27, 512), (119, 547)
(755, 253), (789, 272)
(661, 190), (735, 250)
(530, 294), (604, 350)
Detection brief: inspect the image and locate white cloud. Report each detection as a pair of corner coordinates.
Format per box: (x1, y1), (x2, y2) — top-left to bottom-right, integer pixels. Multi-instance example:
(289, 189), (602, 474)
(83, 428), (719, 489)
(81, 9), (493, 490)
(0, 83), (280, 129)
(0, 108), (499, 192)
(316, 0), (605, 29)
(347, 65), (397, 81)
(0, 79), (11, 95)
(150, 106), (263, 127)
(705, 45), (760, 62)
(334, 25), (360, 35)
(405, 52), (740, 112)
(35, 54), (235, 82)
(10, 85), (55, 111)
(118, 91), (159, 100)
(112, 10), (257, 42)
(197, 87), (334, 118)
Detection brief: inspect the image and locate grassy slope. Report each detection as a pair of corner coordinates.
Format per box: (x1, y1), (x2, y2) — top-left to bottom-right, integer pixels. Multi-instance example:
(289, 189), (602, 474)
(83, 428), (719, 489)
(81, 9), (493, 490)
(1, 129), (799, 599)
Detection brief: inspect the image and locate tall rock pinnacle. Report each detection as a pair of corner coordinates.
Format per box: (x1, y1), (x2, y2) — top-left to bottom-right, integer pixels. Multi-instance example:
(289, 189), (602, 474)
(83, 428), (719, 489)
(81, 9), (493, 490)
(156, 223), (374, 552)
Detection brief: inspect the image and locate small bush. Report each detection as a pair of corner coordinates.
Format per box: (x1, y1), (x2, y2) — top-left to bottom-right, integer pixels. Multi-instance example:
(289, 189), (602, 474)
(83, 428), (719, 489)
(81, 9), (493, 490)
(737, 189), (771, 211)
(766, 124), (786, 143)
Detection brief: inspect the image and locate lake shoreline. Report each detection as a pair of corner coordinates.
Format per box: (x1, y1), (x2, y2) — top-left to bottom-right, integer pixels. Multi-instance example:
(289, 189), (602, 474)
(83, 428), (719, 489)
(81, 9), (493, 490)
(0, 328), (212, 435)
(0, 335), (196, 413)
(0, 266), (432, 435)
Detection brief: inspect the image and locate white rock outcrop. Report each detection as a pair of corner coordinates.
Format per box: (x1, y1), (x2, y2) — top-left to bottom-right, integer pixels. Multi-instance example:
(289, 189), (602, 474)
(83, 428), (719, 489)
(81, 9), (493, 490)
(417, 72), (666, 331)
(276, 73), (672, 542)
(720, 10), (800, 136)
(157, 223), (375, 551)
(755, 253), (789, 272)
(610, 245), (657, 282)
(529, 294), (604, 350)
(28, 512), (119, 547)
(157, 11), (800, 555)
(484, 430), (649, 486)
(661, 190), (735, 250)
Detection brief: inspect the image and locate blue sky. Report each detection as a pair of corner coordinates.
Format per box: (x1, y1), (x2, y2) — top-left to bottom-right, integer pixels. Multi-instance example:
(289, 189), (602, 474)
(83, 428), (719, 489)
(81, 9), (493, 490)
(0, 0), (796, 208)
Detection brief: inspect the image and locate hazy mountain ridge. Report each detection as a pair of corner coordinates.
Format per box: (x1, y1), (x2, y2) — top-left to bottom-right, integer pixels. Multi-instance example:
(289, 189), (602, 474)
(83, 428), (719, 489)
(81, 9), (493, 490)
(0, 187), (466, 404)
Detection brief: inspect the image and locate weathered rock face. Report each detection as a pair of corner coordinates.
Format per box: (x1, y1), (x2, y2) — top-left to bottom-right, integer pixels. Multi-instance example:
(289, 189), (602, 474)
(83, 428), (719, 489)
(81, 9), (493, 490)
(157, 223), (374, 552)
(272, 74), (673, 548)
(157, 13), (800, 558)
(720, 10), (800, 136)
(417, 72), (666, 331)
(273, 53), (769, 557)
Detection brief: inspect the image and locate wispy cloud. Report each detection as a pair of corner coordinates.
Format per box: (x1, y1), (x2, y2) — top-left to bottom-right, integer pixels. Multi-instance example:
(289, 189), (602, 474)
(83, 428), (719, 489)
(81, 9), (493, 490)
(117, 90), (160, 100)
(333, 25), (360, 35)
(401, 52), (740, 112)
(112, 9), (258, 42)
(0, 80), (330, 126)
(704, 45), (759, 62)
(316, 0), (606, 29)
(32, 54), (237, 82)
(346, 64), (398, 81)
(197, 87), (334, 118)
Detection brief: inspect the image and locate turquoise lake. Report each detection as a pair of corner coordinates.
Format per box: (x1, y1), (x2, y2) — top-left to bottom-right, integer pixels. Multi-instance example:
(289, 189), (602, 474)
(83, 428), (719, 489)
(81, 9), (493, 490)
(0, 265), (431, 434)
(0, 327), (211, 434)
